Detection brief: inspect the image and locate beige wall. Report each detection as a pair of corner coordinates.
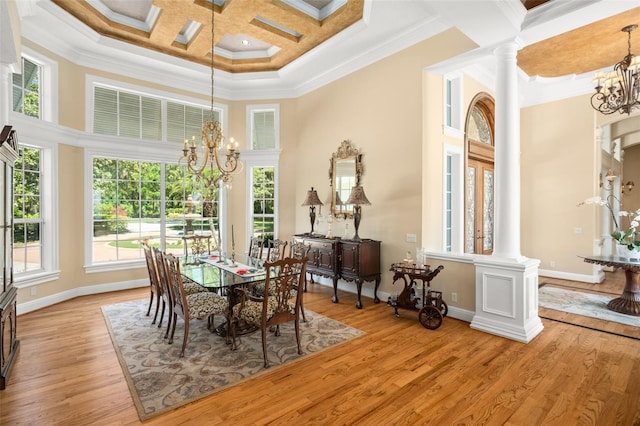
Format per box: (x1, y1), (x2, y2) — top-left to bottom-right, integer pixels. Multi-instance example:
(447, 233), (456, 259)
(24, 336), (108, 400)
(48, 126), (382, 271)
(521, 95), (598, 275)
(294, 28), (477, 299)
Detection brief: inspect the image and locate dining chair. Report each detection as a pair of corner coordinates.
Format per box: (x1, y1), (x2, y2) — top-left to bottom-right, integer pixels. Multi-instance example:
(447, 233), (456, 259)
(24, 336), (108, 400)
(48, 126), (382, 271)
(252, 239), (289, 298)
(153, 247), (174, 338)
(266, 239), (288, 263)
(143, 242), (163, 325)
(248, 236), (264, 259)
(230, 256), (308, 368)
(163, 252), (229, 357)
(289, 241), (311, 322)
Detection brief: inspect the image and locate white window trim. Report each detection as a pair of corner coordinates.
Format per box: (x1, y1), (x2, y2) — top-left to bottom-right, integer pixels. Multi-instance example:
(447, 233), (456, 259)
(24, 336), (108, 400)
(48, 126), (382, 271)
(443, 72), (463, 140)
(443, 143), (464, 253)
(85, 74), (229, 140)
(12, 135), (60, 288)
(246, 104), (280, 150)
(243, 150), (280, 242)
(18, 47), (59, 124)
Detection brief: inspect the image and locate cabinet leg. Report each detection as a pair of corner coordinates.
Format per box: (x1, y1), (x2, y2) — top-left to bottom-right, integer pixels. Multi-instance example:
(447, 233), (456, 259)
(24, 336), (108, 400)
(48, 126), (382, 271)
(356, 280), (363, 309)
(332, 278), (339, 303)
(373, 276), (381, 304)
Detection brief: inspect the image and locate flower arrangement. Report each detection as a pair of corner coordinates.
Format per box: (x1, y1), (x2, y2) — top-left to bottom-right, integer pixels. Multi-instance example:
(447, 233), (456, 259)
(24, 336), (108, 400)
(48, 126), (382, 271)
(578, 195), (640, 250)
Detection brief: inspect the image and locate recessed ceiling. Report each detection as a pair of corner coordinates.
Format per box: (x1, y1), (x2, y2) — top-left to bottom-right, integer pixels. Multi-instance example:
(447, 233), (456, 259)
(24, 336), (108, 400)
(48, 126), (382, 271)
(51, 0), (364, 73)
(45, 0), (640, 82)
(518, 7), (640, 78)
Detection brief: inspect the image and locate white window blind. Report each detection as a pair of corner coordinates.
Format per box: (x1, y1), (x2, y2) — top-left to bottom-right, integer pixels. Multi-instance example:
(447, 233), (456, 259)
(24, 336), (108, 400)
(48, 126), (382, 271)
(252, 110), (276, 150)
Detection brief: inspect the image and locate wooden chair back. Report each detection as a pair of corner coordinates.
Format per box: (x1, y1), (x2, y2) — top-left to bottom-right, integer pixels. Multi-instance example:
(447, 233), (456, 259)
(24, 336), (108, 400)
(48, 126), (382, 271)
(153, 247), (174, 337)
(262, 257), (307, 320)
(143, 242), (162, 323)
(289, 241), (311, 260)
(266, 239), (288, 262)
(163, 252), (189, 325)
(249, 236), (264, 259)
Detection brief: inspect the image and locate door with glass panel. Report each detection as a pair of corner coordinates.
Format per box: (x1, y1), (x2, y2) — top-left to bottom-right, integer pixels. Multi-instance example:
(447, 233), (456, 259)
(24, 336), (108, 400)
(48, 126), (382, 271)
(466, 159), (494, 254)
(464, 94), (495, 255)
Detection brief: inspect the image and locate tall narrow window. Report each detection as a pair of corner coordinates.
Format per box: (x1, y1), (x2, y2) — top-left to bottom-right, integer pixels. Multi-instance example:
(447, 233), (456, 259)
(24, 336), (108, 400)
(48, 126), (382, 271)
(14, 147), (43, 273)
(445, 154), (453, 252)
(443, 73), (463, 138)
(12, 57), (41, 119)
(247, 105), (279, 150)
(251, 167), (275, 241)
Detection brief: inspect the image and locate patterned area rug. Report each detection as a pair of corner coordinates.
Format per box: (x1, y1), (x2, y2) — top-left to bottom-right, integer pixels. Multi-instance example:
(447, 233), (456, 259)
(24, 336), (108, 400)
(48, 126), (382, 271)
(102, 299), (364, 421)
(539, 285), (640, 327)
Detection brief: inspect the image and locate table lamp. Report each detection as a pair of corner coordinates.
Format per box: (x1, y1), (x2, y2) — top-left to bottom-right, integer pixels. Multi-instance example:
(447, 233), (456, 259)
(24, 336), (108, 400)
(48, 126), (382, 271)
(345, 184), (371, 241)
(301, 187), (323, 234)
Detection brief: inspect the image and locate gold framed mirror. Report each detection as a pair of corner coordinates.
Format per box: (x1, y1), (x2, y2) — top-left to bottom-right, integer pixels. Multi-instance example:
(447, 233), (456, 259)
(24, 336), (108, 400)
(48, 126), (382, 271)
(328, 140), (363, 217)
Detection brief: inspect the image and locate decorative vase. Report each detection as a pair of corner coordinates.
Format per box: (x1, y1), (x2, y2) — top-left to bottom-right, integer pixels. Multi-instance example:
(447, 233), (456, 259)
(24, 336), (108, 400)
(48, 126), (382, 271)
(616, 243), (640, 260)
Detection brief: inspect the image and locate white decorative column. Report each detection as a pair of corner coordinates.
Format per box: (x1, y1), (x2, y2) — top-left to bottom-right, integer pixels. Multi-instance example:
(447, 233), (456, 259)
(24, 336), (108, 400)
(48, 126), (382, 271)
(470, 41), (544, 343)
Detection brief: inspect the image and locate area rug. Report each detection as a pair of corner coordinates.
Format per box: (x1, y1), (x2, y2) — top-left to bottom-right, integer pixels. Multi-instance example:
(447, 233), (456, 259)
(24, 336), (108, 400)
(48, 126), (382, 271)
(102, 299), (364, 421)
(538, 285), (640, 328)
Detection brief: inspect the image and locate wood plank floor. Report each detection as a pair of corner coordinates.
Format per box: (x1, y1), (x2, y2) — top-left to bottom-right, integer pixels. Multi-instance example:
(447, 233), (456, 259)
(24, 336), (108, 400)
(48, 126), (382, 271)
(2, 271), (640, 425)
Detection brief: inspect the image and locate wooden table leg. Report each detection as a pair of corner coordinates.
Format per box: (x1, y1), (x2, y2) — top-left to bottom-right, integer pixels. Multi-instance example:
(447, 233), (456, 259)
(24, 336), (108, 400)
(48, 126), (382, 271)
(607, 269), (640, 316)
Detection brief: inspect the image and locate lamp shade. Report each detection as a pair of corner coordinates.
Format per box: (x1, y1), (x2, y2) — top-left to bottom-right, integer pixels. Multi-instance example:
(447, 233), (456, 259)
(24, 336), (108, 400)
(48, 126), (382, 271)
(302, 187), (323, 206)
(345, 185), (371, 206)
(335, 191), (344, 206)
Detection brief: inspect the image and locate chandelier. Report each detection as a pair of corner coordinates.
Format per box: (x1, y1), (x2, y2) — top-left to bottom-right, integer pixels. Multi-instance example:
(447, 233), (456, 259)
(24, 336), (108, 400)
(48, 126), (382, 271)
(181, 4), (242, 189)
(591, 24), (640, 115)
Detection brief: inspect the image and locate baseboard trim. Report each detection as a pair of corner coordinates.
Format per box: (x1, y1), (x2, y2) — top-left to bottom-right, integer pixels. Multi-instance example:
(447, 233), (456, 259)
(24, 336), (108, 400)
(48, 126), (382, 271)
(538, 268), (604, 284)
(17, 279), (148, 315)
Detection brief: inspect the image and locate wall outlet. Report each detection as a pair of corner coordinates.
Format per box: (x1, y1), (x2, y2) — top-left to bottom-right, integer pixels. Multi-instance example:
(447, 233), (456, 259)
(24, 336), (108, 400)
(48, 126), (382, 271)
(549, 260), (556, 268)
(406, 233), (416, 243)
(30, 287), (36, 296)
(451, 292), (458, 302)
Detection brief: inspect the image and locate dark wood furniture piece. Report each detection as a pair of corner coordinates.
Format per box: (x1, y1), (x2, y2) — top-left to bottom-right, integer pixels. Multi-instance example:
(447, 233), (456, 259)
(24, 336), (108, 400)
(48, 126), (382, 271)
(582, 255), (640, 316)
(294, 234), (381, 309)
(0, 126), (19, 390)
(387, 263), (447, 329)
(230, 257), (307, 368)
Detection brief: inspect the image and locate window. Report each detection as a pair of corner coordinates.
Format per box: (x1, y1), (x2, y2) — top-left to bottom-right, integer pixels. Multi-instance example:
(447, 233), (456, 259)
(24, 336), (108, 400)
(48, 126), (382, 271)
(250, 167), (276, 241)
(443, 145), (463, 252)
(443, 73), (463, 139)
(92, 85), (221, 143)
(12, 57), (41, 119)
(14, 147), (43, 273)
(247, 105), (279, 150)
(90, 156), (220, 265)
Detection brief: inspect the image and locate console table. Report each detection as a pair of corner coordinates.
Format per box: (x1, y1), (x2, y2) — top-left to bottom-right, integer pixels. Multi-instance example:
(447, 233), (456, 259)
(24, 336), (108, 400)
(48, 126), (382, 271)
(294, 235), (381, 308)
(582, 255), (640, 316)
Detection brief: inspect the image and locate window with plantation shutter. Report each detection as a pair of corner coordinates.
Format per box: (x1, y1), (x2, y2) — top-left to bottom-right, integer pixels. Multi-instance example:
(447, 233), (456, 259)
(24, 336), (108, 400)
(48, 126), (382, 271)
(93, 86), (214, 143)
(247, 105), (279, 150)
(12, 57), (41, 119)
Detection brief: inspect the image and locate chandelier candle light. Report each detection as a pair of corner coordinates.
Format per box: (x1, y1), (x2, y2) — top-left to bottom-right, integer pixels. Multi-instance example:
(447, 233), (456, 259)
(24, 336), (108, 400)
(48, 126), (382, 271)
(591, 24), (640, 115)
(180, 4), (242, 189)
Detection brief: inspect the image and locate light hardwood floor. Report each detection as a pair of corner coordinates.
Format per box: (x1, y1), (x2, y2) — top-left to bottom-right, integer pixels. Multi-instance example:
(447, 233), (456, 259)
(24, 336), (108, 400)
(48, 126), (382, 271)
(1, 271), (639, 425)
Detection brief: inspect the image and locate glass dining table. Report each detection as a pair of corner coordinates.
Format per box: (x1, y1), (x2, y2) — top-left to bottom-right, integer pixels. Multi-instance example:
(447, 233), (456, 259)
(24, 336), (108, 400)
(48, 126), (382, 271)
(180, 252), (267, 291)
(180, 252), (267, 337)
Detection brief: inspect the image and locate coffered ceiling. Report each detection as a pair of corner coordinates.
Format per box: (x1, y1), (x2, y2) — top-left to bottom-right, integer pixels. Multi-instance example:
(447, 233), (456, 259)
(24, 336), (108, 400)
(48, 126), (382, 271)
(47, 0), (640, 80)
(51, 0), (365, 73)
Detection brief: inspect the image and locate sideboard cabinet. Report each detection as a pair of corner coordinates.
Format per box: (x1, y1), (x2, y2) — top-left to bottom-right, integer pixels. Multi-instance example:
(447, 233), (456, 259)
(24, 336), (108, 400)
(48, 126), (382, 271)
(294, 235), (381, 309)
(0, 126), (19, 390)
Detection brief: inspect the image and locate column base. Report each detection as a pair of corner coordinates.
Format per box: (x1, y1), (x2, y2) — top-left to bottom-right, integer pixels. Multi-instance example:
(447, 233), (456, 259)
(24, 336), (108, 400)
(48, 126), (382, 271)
(470, 255), (543, 343)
